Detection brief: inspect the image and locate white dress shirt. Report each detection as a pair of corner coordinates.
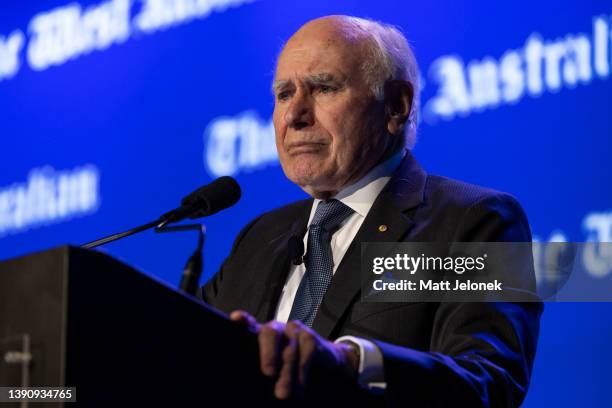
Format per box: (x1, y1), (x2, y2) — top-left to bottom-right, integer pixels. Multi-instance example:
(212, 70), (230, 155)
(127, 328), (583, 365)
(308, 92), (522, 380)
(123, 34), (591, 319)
(274, 152), (404, 389)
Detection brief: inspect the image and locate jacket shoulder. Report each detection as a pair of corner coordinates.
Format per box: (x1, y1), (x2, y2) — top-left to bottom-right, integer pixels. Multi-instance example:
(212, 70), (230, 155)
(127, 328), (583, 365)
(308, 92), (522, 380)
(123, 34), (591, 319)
(425, 175), (518, 209)
(419, 175), (530, 241)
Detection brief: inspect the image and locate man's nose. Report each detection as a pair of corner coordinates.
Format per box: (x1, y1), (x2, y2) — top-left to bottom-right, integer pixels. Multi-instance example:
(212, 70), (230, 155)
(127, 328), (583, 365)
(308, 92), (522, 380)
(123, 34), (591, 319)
(284, 90), (314, 130)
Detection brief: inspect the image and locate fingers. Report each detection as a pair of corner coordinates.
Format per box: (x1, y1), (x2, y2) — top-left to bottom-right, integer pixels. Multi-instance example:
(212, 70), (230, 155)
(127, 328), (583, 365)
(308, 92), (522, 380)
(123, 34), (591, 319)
(255, 319), (322, 400)
(259, 321), (285, 377)
(275, 323), (299, 399)
(275, 321), (317, 400)
(297, 326), (316, 387)
(229, 310), (259, 332)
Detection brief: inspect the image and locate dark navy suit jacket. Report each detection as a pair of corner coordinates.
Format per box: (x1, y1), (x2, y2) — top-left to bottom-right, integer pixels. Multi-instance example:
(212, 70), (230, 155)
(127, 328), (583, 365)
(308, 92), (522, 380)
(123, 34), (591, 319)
(202, 152), (542, 407)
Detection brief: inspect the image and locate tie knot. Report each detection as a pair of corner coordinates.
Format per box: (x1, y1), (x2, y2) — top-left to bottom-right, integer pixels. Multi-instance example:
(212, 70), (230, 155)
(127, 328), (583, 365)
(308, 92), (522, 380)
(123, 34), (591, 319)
(310, 199), (354, 231)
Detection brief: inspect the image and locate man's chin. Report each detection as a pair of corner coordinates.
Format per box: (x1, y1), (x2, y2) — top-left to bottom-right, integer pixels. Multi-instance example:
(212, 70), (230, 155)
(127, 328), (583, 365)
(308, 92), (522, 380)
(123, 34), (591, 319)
(286, 165), (325, 186)
(282, 163), (340, 196)
(293, 177), (340, 199)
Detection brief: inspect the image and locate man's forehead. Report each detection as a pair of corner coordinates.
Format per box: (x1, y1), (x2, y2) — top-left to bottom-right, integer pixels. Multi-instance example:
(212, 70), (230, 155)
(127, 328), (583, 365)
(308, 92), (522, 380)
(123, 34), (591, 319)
(282, 24), (360, 57)
(274, 38), (362, 82)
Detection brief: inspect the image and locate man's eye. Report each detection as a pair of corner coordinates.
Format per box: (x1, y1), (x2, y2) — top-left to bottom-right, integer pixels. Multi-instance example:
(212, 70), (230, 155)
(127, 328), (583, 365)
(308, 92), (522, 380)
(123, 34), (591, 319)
(276, 91), (290, 101)
(319, 85), (335, 93)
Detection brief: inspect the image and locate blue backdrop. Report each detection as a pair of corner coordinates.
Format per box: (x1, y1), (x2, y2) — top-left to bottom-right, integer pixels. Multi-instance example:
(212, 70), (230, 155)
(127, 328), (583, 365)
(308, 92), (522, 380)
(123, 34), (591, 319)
(1, 0), (611, 405)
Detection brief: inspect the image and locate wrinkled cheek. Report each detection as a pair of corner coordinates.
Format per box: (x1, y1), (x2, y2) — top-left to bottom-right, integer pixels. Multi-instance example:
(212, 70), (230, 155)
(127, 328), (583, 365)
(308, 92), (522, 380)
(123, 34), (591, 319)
(273, 113), (285, 145)
(275, 138), (292, 172)
(274, 131), (284, 153)
(333, 139), (360, 169)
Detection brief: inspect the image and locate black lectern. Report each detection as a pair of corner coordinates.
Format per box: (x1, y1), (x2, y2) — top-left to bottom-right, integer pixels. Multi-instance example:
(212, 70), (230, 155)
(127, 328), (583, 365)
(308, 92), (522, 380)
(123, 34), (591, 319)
(0, 247), (375, 407)
(0, 246), (277, 407)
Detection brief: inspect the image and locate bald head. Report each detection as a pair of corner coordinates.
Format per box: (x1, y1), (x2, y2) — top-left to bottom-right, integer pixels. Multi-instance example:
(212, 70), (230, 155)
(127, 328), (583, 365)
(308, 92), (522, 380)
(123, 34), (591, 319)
(283, 16), (368, 51)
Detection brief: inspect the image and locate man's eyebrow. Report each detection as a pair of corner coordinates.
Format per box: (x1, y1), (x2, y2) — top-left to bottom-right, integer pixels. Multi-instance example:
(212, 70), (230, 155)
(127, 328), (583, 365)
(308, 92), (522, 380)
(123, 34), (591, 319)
(272, 79), (290, 94)
(271, 73), (344, 94)
(308, 73), (338, 85)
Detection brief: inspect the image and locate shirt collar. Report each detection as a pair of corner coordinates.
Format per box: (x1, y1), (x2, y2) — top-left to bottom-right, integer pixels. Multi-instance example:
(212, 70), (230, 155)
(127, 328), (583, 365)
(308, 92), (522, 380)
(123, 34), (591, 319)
(308, 151), (404, 223)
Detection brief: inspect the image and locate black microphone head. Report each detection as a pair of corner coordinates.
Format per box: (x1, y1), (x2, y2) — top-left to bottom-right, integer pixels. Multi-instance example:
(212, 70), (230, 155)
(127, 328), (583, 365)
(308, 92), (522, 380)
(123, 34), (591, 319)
(182, 176), (241, 218)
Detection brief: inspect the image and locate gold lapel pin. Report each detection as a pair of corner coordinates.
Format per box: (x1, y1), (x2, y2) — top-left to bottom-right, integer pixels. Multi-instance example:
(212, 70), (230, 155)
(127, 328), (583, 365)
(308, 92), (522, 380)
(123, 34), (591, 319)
(378, 225), (388, 232)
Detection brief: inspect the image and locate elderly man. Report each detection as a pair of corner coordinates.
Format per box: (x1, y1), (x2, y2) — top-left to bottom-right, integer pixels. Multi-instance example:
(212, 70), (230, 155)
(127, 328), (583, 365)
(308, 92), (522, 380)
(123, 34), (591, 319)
(201, 15), (541, 407)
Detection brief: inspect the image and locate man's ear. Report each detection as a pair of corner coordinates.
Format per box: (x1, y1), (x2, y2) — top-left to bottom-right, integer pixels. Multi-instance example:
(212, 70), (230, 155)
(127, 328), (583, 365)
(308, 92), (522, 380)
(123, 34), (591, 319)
(385, 80), (414, 136)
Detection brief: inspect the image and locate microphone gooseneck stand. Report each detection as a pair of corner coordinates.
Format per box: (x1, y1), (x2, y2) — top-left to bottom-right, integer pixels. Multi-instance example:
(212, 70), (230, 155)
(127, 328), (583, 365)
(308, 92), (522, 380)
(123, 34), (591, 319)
(80, 176), (241, 296)
(81, 218), (165, 249)
(81, 220), (206, 297)
(155, 223), (206, 296)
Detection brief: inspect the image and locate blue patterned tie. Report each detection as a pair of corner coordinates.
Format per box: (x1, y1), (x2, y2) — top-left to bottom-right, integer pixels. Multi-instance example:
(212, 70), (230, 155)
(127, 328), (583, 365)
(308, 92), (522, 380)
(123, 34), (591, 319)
(288, 199), (354, 327)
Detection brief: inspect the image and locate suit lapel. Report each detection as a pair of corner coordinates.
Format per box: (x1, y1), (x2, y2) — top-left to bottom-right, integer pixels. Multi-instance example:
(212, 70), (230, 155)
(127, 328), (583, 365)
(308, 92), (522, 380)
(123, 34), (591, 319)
(311, 152), (427, 339)
(251, 202), (311, 322)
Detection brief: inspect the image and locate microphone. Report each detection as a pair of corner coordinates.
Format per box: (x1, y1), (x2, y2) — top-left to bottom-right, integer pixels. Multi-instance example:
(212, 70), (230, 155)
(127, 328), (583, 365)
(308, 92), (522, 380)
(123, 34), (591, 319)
(288, 235), (305, 266)
(82, 176), (241, 249)
(158, 176), (241, 228)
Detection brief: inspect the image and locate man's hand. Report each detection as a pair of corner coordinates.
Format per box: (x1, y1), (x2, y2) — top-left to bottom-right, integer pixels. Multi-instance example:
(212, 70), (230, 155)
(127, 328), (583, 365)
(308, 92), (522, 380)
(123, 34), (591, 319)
(230, 310), (359, 400)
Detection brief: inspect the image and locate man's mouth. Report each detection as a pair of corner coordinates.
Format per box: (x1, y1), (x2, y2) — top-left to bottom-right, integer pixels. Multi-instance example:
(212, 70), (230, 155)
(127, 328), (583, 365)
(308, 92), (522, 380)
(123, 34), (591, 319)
(286, 142), (327, 155)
